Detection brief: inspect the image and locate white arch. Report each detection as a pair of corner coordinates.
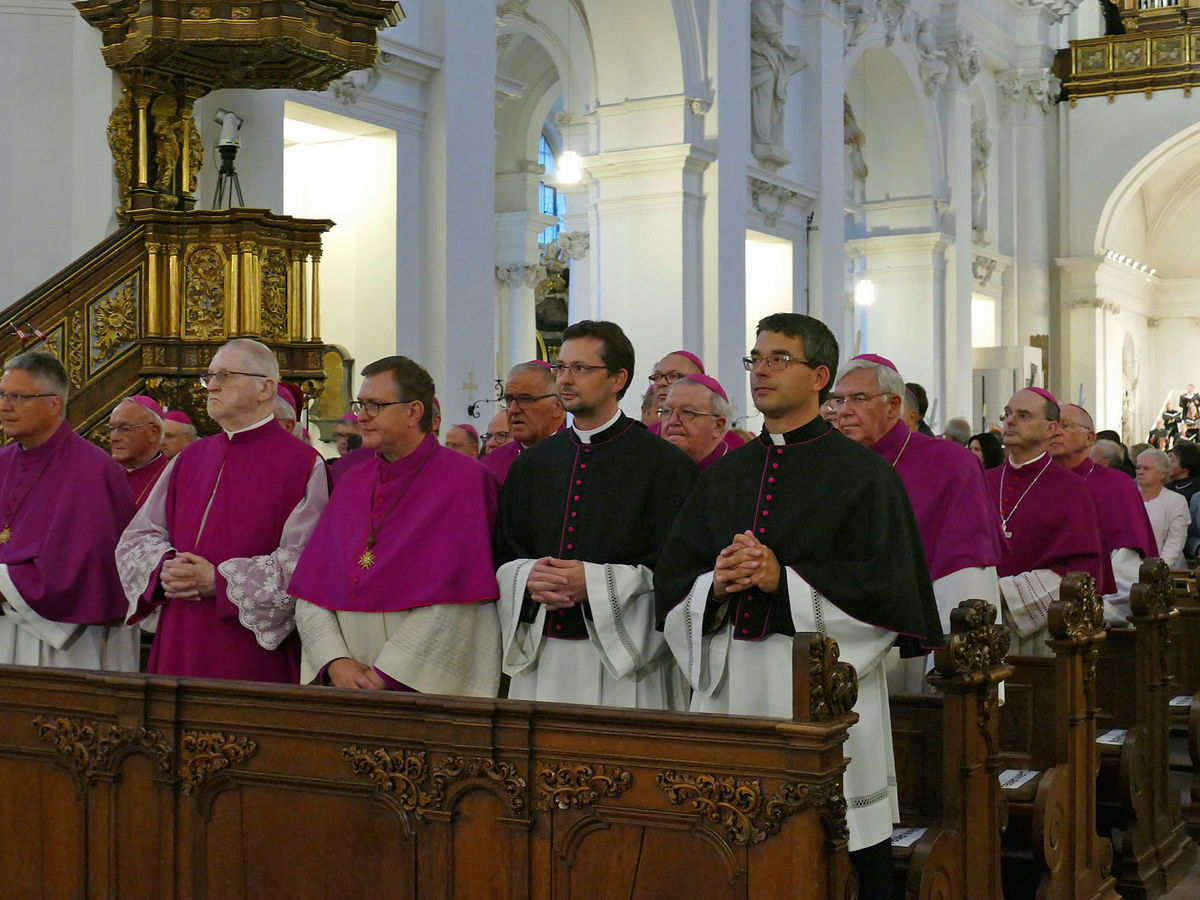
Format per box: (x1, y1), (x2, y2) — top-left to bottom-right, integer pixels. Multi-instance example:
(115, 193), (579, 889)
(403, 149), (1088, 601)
(1095, 119), (1200, 254)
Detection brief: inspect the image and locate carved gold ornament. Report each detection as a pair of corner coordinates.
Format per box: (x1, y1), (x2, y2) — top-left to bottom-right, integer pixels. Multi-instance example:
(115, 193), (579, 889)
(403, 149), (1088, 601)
(656, 770), (849, 847)
(1048, 572), (1106, 643)
(934, 598), (1010, 679)
(260, 248), (289, 339)
(807, 633), (858, 720)
(179, 730), (258, 795)
(32, 715), (173, 779)
(89, 277), (141, 372)
(183, 247), (226, 339)
(533, 761), (632, 810)
(1130, 557), (1173, 620)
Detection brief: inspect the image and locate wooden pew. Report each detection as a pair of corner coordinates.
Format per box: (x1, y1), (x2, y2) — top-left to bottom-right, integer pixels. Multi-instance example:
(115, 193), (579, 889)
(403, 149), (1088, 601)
(1166, 569), (1200, 841)
(1093, 558), (1197, 898)
(999, 572), (1120, 900)
(889, 598), (1010, 900)
(0, 633), (857, 900)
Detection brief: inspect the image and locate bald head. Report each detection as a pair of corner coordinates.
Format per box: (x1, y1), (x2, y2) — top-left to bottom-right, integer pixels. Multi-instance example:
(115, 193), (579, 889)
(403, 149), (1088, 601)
(1050, 403), (1096, 470)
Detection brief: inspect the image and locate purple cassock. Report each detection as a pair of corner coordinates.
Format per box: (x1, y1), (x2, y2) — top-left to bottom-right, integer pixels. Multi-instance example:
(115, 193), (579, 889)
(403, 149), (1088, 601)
(328, 445), (374, 489)
(119, 419), (325, 682)
(0, 420), (134, 624)
(1068, 457), (1158, 559)
(985, 455), (1110, 592)
(289, 433), (499, 616)
(125, 452), (168, 510)
(870, 421), (1002, 580)
(480, 425), (569, 485)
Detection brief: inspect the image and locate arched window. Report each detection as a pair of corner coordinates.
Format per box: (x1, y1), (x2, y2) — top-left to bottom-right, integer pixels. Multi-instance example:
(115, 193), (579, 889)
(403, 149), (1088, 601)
(538, 134), (565, 246)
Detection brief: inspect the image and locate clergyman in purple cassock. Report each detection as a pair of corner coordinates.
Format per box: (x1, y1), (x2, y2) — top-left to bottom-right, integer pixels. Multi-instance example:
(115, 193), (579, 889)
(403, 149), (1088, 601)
(0, 351), (139, 670)
(289, 433), (502, 695)
(1052, 403), (1159, 624)
(831, 354), (1002, 693)
(116, 339), (328, 682)
(985, 387), (1107, 656)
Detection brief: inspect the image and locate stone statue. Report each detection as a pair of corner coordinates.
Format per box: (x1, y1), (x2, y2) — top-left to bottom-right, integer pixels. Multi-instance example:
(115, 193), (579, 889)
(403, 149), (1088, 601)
(971, 118), (990, 241)
(844, 97), (868, 202)
(750, 0), (807, 153)
(107, 94), (134, 208)
(843, 0), (877, 50)
(915, 19), (949, 96)
(150, 95), (180, 198)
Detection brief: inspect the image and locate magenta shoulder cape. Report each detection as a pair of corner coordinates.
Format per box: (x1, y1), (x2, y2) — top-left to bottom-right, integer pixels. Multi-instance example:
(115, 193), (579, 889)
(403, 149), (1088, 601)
(1070, 457), (1158, 560)
(871, 422), (1002, 581)
(289, 434), (500, 613)
(0, 420), (134, 623)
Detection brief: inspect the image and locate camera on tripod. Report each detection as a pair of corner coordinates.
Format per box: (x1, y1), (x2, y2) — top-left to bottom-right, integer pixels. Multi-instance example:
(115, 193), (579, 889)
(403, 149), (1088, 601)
(212, 108), (245, 208)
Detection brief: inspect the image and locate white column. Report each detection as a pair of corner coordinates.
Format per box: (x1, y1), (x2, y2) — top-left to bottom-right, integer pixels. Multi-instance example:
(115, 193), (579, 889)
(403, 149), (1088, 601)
(802, 0), (849, 349)
(582, 142), (713, 413)
(940, 76), (976, 422)
(420, 0), (497, 421)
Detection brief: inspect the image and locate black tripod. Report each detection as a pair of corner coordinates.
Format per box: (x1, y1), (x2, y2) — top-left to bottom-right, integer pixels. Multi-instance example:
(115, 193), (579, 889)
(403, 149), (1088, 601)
(212, 144), (245, 208)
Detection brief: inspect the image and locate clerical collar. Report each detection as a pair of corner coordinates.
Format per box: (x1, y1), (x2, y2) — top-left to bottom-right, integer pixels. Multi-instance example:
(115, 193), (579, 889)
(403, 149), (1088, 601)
(573, 409), (622, 444)
(762, 415), (828, 446)
(124, 451), (164, 473)
(1008, 451), (1048, 469)
(223, 413), (274, 437)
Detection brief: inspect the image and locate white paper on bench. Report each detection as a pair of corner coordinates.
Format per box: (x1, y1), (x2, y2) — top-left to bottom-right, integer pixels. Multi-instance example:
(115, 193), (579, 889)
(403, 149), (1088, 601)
(891, 827), (927, 848)
(1096, 728), (1127, 745)
(1170, 694), (1193, 708)
(998, 768), (1039, 790)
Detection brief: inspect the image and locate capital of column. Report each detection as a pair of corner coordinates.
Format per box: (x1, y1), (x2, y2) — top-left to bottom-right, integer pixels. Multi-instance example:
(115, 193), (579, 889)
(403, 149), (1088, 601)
(999, 68), (1061, 118)
(495, 263), (546, 289)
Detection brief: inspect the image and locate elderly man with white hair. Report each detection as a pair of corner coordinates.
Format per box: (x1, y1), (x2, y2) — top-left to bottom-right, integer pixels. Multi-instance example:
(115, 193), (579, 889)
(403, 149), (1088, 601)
(832, 353), (1002, 693)
(116, 338), (329, 682)
(659, 374), (735, 471)
(1138, 449), (1189, 569)
(108, 394), (168, 509)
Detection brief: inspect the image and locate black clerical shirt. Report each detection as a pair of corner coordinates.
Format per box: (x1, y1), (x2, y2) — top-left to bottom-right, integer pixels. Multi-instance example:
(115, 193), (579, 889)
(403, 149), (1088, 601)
(496, 414), (697, 638)
(654, 415), (943, 656)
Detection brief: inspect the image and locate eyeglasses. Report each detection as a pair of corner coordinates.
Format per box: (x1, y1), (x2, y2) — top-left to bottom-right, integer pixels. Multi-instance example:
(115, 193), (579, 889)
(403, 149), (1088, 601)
(648, 371), (687, 386)
(349, 399), (415, 418)
(0, 391), (56, 406)
(827, 392), (888, 410)
(657, 407), (718, 423)
(1058, 421), (1089, 431)
(742, 354), (813, 372)
(482, 431), (511, 443)
(199, 370), (268, 387)
(549, 362), (609, 377)
(999, 409), (1049, 424)
(502, 393), (557, 410)
(107, 423), (154, 435)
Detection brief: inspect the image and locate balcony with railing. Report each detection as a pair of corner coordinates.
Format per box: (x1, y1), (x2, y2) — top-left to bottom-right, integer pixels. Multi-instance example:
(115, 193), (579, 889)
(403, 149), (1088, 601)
(1059, 0), (1200, 101)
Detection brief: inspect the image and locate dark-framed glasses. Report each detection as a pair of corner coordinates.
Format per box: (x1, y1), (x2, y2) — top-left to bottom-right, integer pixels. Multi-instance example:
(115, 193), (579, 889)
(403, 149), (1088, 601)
(657, 406), (717, 423)
(648, 371), (687, 386)
(199, 370), (268, 387)
(0, 391), (56, 406)
(742, 354), (812, 372)
(349, 398), (415, 418)
(548, 362), (609, 377)
(827, 393), (887, 411)
(107, 423), (154, 436)
(482, 430), (512, 443)
(502, 393), (557, 410)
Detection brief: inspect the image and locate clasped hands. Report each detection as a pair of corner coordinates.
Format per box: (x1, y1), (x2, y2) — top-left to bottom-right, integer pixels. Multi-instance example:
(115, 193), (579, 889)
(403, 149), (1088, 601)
(527, 557), (588, 611)
(161, 552), (217, 601)
(712, 530), (781, 598)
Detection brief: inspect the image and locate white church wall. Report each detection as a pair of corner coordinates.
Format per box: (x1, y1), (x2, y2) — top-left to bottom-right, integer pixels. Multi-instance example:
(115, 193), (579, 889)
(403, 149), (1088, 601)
(1, 7), (116, 303)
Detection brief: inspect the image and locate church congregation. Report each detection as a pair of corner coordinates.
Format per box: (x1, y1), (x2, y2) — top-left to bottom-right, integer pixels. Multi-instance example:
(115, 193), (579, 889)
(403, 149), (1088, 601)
(0, 309), (1178, 896)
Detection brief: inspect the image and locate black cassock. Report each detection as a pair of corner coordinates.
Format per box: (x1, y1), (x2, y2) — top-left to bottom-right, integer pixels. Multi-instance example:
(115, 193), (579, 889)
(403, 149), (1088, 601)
(496, 414), (697, 641)
(654, 416), (944, 657)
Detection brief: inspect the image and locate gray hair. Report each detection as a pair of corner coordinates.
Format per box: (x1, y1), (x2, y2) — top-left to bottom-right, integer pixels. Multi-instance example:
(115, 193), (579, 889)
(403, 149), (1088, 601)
(4, 351), (70, 399)
(943, 417), (971, 446)
(507, 361), (557, 392)
(833, 357), (907, 402)
(1137, 447), (1170, 476)
(1093, 438), (1125, 467)
(223, 338), (280, 382)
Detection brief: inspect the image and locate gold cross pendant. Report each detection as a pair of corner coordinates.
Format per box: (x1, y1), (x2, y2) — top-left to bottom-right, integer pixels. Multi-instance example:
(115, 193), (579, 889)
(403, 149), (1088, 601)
(357, 548), (375, 570)
(0, 527), (11, 544)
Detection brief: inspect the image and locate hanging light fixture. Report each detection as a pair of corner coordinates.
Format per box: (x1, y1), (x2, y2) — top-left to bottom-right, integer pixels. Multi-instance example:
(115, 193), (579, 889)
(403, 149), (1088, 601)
(556, 149), (582, 185)
(854, 278), (876, 306)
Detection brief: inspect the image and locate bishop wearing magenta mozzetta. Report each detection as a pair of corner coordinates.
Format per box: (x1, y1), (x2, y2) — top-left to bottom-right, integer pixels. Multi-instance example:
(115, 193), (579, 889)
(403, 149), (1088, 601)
(0, 351), (138, 670)
(116, 339), (329, 682)
(289, 356), (502, 696)
(985, 387), (1107, 656)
